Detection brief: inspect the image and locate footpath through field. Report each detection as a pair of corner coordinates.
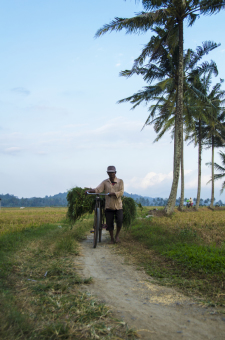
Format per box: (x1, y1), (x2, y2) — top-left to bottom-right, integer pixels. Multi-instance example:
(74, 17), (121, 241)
(77, 230), (225, 340)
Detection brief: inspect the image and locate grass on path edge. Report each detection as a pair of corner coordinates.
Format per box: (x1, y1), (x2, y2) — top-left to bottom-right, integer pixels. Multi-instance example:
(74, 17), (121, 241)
(117, 207), (225, 309)
(0, 216), (137, 340)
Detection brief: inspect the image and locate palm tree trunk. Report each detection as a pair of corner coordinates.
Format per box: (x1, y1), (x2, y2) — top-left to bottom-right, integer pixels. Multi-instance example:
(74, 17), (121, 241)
(195, 119), (202, 210)
(210, 135), (215, 209)
(173, 113), (178, 174)
(165, 19), (183, 215)
(179, 122), (184, 210)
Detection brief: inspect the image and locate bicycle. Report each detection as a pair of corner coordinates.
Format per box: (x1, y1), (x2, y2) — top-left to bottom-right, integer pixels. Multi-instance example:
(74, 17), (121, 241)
(87, 193), (109, 248)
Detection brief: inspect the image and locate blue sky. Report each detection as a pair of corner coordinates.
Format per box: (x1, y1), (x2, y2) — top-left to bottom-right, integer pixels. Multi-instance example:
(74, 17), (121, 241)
(1, 0), (225, 200)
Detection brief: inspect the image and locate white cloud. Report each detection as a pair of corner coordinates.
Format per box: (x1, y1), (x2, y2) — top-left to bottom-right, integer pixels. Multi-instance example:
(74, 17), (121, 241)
(115, 63), (121, 67)
(5, 147), (21, 153)
(127, 171), (173, 190)
(0, 117), (155, 155)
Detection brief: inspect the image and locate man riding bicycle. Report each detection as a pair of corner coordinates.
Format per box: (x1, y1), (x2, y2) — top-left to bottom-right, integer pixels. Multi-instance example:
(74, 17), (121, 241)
(86, 166), (124, 244)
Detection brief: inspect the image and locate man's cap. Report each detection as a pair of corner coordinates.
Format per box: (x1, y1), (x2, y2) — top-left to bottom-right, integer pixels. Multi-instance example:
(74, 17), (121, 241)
(107, 165), (116, 172)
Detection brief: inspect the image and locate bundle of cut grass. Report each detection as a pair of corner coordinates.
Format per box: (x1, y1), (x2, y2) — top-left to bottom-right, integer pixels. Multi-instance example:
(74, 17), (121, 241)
(67, 187), (137, 227)
(122, 196), (137, 228)
(67, 187), (96, 223)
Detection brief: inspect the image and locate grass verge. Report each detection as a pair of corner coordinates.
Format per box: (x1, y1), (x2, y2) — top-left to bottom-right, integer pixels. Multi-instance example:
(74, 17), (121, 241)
(118, 207), (225, 308)
(0, 212), (137, 339)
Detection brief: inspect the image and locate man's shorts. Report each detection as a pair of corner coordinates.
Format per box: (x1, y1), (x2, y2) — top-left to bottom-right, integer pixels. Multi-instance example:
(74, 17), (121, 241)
(105, 209), (123, 231)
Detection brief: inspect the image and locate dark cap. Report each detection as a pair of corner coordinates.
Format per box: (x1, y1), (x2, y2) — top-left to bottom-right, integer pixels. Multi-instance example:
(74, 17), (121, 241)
(107, 165), (116, 173)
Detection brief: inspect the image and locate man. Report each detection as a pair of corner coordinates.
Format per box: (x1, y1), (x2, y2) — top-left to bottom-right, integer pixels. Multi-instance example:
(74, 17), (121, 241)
(86, 166), (124, 244)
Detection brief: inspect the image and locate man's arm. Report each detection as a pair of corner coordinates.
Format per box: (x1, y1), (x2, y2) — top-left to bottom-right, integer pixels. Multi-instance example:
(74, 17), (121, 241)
(95, 181), (105, 193)
(85, 181), (105, 195)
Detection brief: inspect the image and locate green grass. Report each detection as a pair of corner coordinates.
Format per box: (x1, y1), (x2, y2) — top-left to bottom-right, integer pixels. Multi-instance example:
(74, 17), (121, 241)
(130, 219), (225, 275)
(164, 244), (225, 274)
(0, 213), (137, 340)
(119, 210), (225, 307)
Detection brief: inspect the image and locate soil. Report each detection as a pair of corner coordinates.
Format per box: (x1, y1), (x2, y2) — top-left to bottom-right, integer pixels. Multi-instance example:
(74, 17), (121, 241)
(76, 230), (225, 340)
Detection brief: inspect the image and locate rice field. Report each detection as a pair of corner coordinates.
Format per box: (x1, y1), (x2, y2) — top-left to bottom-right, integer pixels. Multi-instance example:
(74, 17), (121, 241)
(150, 207), (225, 246)
(1, 206), (225, 308)
(1, 206), (225, 245)
(0, 207), (68, 236)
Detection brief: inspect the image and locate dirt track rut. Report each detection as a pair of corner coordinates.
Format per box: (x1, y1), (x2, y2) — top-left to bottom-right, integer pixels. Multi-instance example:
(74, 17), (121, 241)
(76, 230), (225, 339)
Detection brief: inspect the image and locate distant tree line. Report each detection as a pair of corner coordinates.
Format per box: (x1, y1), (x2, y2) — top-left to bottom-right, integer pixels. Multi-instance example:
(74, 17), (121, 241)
(135, 197), (224, 207)
(0, 192), (223, 208)
(0, 193), (68, 207)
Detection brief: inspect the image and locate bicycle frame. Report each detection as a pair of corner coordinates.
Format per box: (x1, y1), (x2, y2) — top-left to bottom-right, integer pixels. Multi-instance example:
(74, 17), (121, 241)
(87, 193), (108, 248)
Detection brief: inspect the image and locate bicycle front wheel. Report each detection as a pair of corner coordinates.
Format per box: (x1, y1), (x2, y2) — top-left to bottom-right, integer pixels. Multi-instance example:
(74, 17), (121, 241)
(99, 208), (103, 243)
(93, 207), (100, 248)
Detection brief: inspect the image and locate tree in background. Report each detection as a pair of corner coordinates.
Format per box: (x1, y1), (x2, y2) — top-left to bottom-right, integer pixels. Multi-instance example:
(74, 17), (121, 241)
(185, 61), (221, 210)
(202, 77), (225, 209)
(119, 38), (219, 211)
(95, 0), (225, 214)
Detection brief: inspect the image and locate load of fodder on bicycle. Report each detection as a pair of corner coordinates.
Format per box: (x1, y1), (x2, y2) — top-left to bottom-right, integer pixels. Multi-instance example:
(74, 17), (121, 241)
(67, 187), (136, 228)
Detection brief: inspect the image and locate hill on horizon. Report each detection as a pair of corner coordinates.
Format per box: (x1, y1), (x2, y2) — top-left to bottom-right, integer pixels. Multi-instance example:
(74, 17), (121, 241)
(1, 192), (223, 208)
(0, 191), (153, 208)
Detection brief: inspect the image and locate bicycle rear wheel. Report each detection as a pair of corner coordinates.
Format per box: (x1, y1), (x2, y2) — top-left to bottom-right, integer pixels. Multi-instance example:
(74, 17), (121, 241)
(93, 207), (100, 248)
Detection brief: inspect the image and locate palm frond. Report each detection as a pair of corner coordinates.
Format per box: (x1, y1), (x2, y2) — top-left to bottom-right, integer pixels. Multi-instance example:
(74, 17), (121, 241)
(95, 10), (166, 38)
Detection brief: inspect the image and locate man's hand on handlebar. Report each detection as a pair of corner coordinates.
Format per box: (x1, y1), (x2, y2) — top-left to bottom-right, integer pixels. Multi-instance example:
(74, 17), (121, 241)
(85, 188), (95, 195)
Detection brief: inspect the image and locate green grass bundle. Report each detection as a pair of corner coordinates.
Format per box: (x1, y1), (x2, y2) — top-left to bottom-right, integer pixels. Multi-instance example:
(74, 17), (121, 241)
(67, 187), (95, 223)
(122, 196), (137, 228)
(67, 187), (137, 227)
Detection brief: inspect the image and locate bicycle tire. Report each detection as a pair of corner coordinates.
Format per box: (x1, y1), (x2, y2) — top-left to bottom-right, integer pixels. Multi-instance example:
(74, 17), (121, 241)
(93, 207), (100, 248)
(99, 208), (102, 243)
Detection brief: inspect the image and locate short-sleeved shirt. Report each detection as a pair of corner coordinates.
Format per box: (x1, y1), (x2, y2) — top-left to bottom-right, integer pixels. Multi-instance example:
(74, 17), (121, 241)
(94, 177), (124, 210)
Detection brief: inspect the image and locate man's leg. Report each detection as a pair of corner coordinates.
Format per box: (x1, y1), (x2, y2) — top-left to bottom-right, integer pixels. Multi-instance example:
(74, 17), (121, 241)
(115, 209), (123, 243)
(108, 230), (114, 243)
(105, 210), (115, 244)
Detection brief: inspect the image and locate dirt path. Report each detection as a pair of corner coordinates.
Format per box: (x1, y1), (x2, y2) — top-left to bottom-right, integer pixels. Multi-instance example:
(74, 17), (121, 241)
(76, 230), (225, 339)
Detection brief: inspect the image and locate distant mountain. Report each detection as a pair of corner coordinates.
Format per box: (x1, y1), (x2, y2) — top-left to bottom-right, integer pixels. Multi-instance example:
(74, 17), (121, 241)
(1, 191), (223, 207)
(0, 191), (153, 207)
(123, 192), (153, 205)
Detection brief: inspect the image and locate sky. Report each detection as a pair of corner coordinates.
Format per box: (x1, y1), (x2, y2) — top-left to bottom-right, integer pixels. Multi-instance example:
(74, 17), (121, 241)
(1, 0), (225, 201)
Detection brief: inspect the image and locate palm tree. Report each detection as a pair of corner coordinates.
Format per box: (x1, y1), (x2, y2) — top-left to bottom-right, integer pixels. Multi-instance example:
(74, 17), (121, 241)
(199, 78), (225, 209)
(118, 38), (219, 212)
(95, 0), (225, 214)
(186, 73), (225, 209)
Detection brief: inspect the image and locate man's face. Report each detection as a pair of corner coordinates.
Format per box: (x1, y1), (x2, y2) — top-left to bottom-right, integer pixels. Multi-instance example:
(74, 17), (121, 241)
(107, 172), (116, 182)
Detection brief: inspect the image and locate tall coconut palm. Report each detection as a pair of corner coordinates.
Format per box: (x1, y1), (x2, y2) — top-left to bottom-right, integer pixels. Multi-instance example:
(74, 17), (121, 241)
(95, 0), (225, 214)
(118, 37), (219, 212)
(185, 114), (207, 210)
(186, 72), (225, 209)
(194, 77), (225, 209)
